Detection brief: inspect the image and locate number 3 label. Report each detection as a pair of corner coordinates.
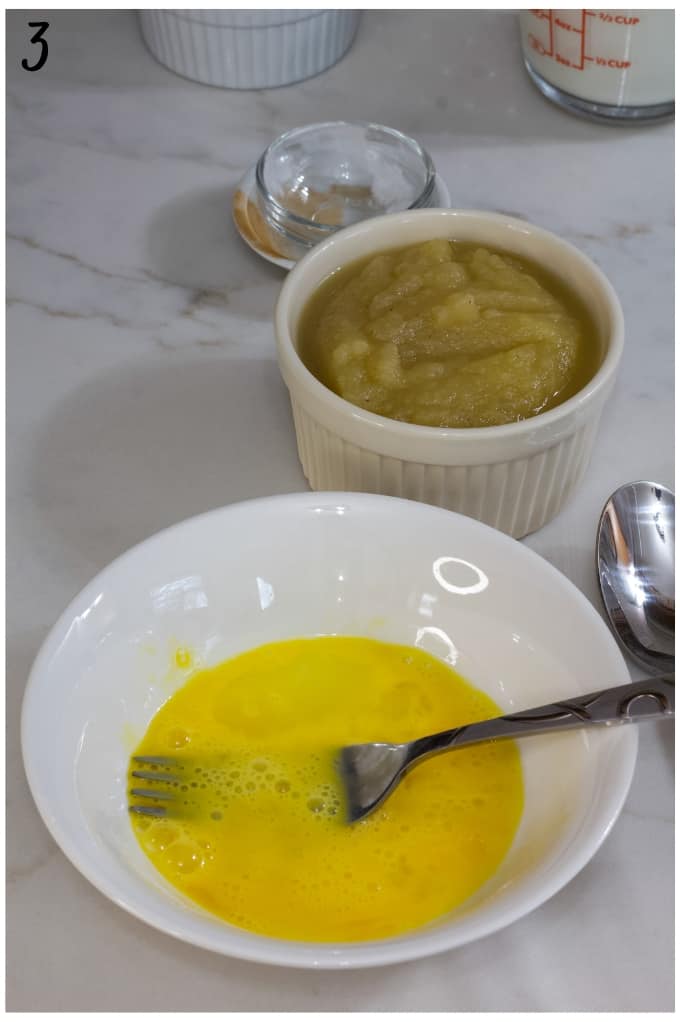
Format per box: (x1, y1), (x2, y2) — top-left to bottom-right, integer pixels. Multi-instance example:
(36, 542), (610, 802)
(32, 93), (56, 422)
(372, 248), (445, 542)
(22, 21), (49, 72)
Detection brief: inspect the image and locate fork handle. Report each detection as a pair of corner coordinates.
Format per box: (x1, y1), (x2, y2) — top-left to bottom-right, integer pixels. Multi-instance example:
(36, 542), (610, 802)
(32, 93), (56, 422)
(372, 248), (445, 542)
(407, 675), (674, 764)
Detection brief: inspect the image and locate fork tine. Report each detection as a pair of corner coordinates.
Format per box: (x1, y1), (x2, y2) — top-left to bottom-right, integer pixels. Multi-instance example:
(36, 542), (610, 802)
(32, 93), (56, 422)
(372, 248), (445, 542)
(129, 804), (167, 817)
(129, 787), (175, 801)
(131, 769), (181, 783)
(133, 755), (179, 767)
(128, 755), (185, 820)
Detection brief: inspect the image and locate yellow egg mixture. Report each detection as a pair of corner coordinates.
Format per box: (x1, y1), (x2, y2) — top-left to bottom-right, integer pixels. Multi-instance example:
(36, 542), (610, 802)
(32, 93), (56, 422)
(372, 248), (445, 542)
(129, 637), (523, 942)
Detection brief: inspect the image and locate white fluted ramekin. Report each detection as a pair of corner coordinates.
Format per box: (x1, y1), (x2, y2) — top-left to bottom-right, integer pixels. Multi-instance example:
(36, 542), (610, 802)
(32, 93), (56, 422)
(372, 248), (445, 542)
(275, 209), (624, 538)
(138, 10), (360, 89)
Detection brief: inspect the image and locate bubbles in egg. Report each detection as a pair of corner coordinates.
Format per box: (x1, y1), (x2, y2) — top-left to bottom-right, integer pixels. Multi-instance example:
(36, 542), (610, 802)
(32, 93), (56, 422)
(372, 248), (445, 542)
(129, 637), (523, 942)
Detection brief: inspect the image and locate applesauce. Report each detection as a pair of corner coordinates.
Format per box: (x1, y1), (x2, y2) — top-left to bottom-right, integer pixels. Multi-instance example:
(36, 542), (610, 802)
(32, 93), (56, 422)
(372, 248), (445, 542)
(298, 240), (600, 428)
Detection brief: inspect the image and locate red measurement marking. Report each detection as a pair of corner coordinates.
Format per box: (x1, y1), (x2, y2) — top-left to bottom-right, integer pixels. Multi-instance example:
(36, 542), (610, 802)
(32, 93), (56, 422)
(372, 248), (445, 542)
(579, 9), (586, 69)
(529, 9), (555, 57)
(530, 8), (638, 71)
(597, 12), (639, 24)
(548, 9), (587, 71)
(593, 56), (632, 67)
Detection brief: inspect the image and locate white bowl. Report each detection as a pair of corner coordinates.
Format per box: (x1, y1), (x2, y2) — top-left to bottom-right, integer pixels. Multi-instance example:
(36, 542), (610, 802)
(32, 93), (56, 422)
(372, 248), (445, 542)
(275, 209), (625, 538)
(21, 492), (635, 969)
(138, 10), (360, 90)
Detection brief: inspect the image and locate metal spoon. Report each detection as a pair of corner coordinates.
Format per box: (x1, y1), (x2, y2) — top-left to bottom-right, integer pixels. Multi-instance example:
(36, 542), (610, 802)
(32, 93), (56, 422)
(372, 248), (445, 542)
(597, 481), (675, 673)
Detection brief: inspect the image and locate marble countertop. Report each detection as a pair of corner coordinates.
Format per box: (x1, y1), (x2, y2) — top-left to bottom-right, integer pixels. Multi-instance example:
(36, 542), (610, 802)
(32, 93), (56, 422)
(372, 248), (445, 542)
(6, 11), (674, 1012)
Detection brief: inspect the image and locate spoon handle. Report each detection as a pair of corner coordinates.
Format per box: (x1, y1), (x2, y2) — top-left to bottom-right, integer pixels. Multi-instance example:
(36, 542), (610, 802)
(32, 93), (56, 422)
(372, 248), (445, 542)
(408, 675), (674, 761)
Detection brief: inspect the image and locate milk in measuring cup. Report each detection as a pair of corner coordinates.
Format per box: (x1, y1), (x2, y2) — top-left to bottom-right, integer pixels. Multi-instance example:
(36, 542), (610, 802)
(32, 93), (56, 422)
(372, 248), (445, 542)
(519, 10), (674, 121)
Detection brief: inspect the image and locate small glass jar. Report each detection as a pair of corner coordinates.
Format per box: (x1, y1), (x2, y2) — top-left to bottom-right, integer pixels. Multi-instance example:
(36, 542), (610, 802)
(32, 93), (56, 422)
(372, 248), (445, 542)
(254, 122), (438, 262)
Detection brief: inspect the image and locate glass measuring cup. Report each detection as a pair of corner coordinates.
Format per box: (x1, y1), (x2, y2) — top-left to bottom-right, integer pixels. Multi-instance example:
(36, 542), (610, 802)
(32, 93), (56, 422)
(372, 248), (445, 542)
(519, 10), (674, 123)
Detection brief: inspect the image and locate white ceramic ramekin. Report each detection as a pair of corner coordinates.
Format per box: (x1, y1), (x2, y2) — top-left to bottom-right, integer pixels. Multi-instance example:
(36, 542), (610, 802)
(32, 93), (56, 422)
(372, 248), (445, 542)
(275, 209), (625, 538)
(138, 10), (360, 90)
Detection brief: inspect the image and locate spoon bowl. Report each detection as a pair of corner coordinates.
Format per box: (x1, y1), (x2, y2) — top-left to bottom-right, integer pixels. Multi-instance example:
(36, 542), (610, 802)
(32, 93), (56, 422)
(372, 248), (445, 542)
(597, 481), (675, 672)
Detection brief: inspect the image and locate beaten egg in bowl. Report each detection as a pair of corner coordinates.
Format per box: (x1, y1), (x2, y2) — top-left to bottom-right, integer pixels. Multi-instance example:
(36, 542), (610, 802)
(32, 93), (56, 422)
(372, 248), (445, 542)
(22, 492), (636, 967)
(129, 636), (524, 942)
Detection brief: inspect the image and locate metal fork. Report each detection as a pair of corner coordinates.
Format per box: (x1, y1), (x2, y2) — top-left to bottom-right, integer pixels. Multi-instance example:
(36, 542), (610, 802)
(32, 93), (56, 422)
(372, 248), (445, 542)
(337, 676), (674, 823)
(128, 755), (191, 818)
(129, 677), (674, 824)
